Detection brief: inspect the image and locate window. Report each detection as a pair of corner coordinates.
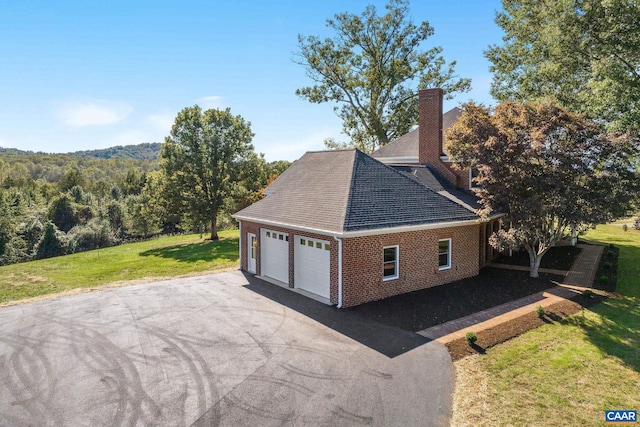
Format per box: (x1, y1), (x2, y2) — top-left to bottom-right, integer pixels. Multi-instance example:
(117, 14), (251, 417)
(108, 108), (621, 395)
(383, 246), (399, 280)
(439, 239), (451, 270)
(308, 240), (313, 247)
(324, 243), (330, 251)
(278, 234), (284, 240)
(300, 239), (306, 245)
(316, 242), (322, 249)
(266, 231), (271, 238)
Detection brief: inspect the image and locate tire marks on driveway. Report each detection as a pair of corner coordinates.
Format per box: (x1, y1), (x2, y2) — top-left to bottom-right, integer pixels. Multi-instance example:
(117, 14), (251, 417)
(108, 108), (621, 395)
(0, 271), (454, 426)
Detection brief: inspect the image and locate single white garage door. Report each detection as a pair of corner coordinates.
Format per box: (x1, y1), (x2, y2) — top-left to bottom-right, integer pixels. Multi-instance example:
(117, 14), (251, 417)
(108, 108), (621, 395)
(294, 236), (330, 299)
(261, 229), (289, 284)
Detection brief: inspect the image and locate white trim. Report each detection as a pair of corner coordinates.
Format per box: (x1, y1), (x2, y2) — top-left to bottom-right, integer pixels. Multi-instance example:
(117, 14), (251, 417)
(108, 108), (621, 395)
(438, 238), (452, 270)
(383, 245), (399, 281)
(238, 222), (242, 270)
(247, 232), (257, 274)
(334, 235), (343, 308)
(375, 156), (419, 164)
(232, 215), (493, 239)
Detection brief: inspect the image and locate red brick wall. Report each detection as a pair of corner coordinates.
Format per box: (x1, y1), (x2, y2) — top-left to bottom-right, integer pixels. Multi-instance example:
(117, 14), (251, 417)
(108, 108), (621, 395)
(239, 220), (481, 308)
(340, 224), (480, 307)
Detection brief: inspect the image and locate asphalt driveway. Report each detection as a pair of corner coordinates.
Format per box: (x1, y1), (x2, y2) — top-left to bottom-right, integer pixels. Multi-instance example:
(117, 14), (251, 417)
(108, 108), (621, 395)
(0, 271), (453, 426)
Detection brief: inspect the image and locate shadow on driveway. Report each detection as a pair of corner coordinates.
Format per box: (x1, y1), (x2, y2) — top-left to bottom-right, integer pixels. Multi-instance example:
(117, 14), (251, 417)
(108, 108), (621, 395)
(242, 273), (430, 358)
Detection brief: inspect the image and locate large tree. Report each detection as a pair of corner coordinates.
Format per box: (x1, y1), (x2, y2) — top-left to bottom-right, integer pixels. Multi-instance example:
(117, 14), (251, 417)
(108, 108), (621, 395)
(160, 106), (255, 240)
(296, 0), (471, 153)
(486, 0), (640, 132)
(447, 101), (640, 277)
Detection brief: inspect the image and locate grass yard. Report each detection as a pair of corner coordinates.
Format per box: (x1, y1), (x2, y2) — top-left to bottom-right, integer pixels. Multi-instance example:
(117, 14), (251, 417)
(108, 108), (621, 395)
(0, 230), (239, 305)
(452, 224), (640, 426)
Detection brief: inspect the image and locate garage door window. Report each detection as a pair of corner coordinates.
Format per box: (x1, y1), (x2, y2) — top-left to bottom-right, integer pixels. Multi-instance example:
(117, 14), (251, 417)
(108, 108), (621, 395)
(383, 246), (399, 280)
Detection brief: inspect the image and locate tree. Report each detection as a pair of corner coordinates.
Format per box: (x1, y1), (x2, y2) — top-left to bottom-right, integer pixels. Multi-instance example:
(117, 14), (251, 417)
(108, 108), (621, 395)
(447, 101), (640, 277)
(296, 0), (470, 153)
(486, 0), (640, 132)
(160, 106), (255, 240)
(37, 222), (67, 259)
(48, 195), (79, 232)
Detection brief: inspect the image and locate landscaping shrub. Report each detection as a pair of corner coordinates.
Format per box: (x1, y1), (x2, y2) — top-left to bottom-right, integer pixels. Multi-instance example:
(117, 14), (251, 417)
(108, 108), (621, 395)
(67, 219), (119, 253)
(465, 331), (478, 345)
(603, 261), (612, 270)
(622, 224), (628, 232)
(583, 289), (595, 298)
(536, 305), (546, 318)
(635, 217), (640, 231)
(598, 275), (609, 286)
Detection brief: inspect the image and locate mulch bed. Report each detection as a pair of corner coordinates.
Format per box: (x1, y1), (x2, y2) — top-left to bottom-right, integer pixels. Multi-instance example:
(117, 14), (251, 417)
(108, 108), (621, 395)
(347, 268), (563, 332)
(349, 243), (617, 360)
(445, 294), (604, 361)
(494, 245), (582, 271)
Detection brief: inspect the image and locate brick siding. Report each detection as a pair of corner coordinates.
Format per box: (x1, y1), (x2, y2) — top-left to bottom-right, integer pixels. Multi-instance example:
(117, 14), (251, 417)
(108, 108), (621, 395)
(340, 224), (480, 307)
(240, 220), (482, 308)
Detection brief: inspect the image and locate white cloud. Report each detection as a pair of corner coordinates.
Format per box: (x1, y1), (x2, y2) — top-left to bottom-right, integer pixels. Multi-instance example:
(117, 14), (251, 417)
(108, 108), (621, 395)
(196, 95), (225, 110)
(58, 101), (133, 127)
(148, 112), (175, 132)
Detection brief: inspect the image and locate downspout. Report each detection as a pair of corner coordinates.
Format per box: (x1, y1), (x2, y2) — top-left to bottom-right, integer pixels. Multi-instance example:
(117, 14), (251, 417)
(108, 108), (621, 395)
(333, 235), (343, 308)
(238, 222), (242, 271)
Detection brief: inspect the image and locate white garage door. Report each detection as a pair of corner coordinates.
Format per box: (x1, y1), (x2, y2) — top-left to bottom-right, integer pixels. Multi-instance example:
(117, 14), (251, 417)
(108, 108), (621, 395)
(260, 229), (289, 284)
(294, 236), (330, 299)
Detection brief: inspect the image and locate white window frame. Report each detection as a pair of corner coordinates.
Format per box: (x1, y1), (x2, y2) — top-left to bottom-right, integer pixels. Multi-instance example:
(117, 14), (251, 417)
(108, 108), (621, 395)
(383, 245), (399, 281)
(438, 238), (452, 270)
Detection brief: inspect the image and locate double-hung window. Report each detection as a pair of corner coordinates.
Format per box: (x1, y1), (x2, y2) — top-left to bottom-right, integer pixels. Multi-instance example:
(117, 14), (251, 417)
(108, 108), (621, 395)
(383, 246), (399, 280)
(439, 239), (451, 270)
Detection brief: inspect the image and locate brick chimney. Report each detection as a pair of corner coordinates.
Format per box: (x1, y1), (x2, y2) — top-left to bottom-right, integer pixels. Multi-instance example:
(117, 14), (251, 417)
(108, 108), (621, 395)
(418, 88), (444, 165)
(418, 88), (469, 189)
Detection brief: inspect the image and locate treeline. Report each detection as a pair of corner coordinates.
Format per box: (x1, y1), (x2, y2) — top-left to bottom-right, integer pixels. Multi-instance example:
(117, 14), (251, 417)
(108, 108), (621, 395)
(0, 144), (289, 265)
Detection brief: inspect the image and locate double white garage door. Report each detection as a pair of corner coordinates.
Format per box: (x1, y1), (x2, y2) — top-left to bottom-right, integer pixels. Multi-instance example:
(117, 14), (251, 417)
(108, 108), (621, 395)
(259, 229), (330, 299)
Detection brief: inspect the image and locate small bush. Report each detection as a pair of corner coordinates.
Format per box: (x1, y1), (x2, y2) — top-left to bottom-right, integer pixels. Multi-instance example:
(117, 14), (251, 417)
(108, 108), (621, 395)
(598, 275), (609, 285)
(634, 217), (640, 231)
(583, 289), (595, 298)
(536, 305), (546, 318)
(607, 250), (615, 257)
(622, 224), (628, 232)
(465, 331), (478, 345)
(603, 261), (612, 270)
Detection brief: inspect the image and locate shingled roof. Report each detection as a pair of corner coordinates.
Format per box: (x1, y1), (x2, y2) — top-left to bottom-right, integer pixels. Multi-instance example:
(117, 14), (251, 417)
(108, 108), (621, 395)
(371, 107), (462, 160)
(233, 149), (478, 235)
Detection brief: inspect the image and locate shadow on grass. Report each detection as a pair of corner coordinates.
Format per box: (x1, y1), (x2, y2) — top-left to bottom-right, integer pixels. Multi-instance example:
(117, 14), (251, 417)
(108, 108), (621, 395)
(565, 297), (640, 372)
(140, 237), (239, 263)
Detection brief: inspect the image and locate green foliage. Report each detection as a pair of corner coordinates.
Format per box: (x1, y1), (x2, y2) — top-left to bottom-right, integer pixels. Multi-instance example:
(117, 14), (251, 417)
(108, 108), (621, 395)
(36, 222), (67, 259)
(447, 101), (640, 277)
(583, 289), (595, 298)
(67, 219), (118, 253)
(48, 195), (79, 233)
(487, 0), (640, 132)
(465, 331), (478, 345)
(161, 105), (256, 240)
(536, 305), (546, 318)
(295, 0), (470, 153)
(599, 275), (609, 285)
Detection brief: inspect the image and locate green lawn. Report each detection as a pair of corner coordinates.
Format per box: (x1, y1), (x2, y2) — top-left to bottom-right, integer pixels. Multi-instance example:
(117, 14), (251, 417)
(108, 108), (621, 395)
(453, 225), (640, 426)
(0, 230), (239, 304)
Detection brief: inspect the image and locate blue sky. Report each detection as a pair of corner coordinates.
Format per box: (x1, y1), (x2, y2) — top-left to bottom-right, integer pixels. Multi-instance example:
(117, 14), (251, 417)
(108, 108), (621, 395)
(0, 0), (504, 161)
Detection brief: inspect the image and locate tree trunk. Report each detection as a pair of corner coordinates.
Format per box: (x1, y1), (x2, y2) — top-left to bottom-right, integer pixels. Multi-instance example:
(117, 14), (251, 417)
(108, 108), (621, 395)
(210, 217), (219, 241)
(527, 249), (542, 278)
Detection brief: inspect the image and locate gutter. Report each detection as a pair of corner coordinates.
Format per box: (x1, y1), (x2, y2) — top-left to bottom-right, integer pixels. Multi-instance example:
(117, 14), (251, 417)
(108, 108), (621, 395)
(333, 235), (343, 308)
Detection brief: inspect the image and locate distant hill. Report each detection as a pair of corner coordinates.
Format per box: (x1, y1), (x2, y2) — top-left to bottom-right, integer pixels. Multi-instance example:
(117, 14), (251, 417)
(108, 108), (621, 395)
(0, 142), (163, 160)
(69, 142), (163, 160)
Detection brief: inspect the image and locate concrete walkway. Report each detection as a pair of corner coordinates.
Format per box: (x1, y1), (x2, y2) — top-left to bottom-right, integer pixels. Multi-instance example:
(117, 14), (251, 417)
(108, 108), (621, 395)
(417, 244), (605, 344)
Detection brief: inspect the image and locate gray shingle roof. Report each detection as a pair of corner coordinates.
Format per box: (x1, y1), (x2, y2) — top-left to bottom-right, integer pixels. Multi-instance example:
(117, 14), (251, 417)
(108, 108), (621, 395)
(233, 149), (478, 234)
(371, 107), (462, 159)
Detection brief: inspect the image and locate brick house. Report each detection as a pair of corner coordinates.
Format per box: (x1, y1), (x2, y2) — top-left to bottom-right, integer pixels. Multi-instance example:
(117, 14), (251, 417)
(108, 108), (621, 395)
(233, 88), (500, 307)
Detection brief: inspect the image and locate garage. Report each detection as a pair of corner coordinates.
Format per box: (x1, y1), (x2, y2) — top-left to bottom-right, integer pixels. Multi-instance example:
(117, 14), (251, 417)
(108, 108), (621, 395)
(294, 236), (330, 299)
(260, 229), (289, 284)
